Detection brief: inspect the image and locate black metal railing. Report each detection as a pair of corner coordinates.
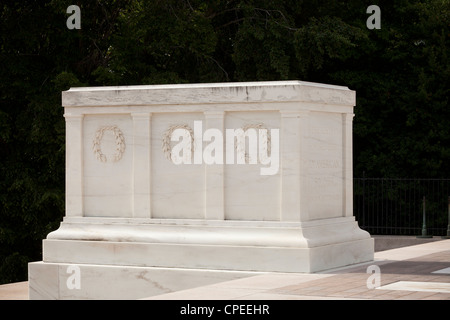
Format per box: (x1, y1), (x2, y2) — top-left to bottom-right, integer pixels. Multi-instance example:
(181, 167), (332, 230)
(353, 178), (450, 236)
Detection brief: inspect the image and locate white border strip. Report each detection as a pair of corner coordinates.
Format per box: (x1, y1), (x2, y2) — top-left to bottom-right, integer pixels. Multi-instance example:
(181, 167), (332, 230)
(377, 281), (450, 293)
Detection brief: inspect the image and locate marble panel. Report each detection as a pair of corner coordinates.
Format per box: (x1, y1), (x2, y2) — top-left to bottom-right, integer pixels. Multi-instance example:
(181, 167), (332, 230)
(224, 111), (280, 221)
(150, 112), (205, 219)
(83, 114), (133, 217)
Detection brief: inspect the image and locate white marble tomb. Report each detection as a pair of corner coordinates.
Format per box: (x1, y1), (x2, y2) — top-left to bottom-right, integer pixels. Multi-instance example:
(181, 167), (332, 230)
(28, 81), (374, 299)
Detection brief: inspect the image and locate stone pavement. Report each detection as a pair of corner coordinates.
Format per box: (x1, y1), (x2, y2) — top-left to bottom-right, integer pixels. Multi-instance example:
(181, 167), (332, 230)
(145, 239), (450, 300)
(1, 239), (449, 300)
(0, 281), (28, 300)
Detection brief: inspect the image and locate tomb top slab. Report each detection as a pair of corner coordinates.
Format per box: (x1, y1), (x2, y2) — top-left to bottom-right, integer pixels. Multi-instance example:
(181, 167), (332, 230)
(62, 80), (355, 107)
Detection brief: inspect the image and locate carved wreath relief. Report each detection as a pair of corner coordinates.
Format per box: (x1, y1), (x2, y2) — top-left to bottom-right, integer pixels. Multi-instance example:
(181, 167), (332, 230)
(162, 124), (195, 161)
(92, 125), (126, 163)
(240, 123), (271, 163)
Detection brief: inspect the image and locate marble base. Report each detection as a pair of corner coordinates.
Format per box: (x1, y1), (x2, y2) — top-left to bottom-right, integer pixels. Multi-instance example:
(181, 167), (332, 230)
(28, 262), (258, 300)
(29, 216), (373, 299)
(42, 217), (373, 273)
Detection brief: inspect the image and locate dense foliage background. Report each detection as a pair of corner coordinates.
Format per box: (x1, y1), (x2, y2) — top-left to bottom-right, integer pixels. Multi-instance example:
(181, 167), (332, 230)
(0, 0), (448, 283)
